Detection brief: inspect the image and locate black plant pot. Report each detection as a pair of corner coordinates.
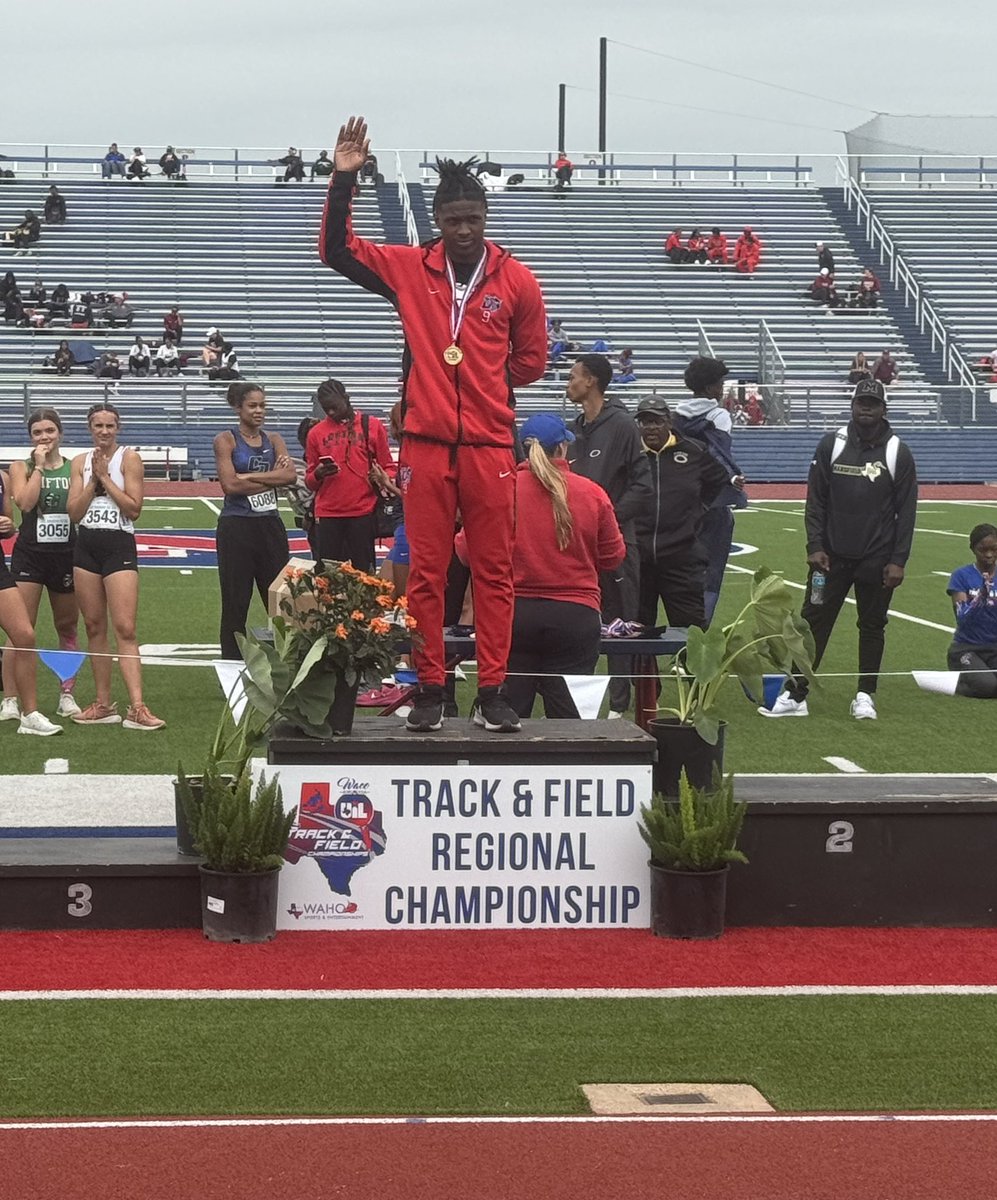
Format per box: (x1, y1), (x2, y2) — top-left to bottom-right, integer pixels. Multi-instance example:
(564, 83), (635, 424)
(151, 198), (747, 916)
(649, 861), (729, 939)
(648, 718), (727, 798)
(327, 673), (361, 736)
(174, 775), (234, 857)
(199, 865), (281, 943)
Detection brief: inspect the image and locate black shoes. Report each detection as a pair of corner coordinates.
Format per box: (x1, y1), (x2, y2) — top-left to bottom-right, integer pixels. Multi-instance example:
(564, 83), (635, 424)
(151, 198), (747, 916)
(472, 687), (522, 733)
(405, 685), (444, 732)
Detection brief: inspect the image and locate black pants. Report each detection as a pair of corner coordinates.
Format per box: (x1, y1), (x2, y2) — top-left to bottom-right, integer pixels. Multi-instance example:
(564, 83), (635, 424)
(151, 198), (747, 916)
(948, 642), (997, 699)
(505, 598), (602, 719)
(667, 248), (689, 264)
(217, 515), (289, 660)
(600, 538), (640, 711)
(788, 558), (893, 700)
(316, 513), (376, 573)
(700, 506), (735, 623)
(638, 546), (707, 629)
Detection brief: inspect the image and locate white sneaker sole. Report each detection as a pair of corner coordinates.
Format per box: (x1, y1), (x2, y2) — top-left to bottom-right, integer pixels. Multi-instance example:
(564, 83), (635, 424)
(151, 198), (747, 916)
(851, 710), (877, 721)
(72, 715), (122, 725)
(17, 725), (63, 737)
(405, 713), (444, 732)
(122, 719), (166, 731)
(758, 705), (809, 718)
(472, 712), (521, 733)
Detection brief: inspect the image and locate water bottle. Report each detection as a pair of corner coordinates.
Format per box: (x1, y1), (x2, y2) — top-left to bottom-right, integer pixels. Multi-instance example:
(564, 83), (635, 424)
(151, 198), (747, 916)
(811, 570), (826, 606)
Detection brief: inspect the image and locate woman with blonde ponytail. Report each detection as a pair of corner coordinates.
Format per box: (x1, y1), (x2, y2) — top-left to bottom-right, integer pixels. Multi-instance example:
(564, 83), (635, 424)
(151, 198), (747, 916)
(500, 412), (624, 719)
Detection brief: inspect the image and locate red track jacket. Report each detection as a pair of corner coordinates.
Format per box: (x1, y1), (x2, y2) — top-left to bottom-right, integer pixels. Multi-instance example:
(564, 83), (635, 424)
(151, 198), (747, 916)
(320, 170), (547, 448)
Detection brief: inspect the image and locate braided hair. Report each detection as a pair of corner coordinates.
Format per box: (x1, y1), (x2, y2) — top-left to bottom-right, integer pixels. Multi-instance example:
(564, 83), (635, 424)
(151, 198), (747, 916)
(432, 157), (487, 214)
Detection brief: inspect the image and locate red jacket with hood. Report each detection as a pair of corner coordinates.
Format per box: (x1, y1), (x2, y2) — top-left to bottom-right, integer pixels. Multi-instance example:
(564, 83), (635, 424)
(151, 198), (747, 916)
(319, 170), (547, 449)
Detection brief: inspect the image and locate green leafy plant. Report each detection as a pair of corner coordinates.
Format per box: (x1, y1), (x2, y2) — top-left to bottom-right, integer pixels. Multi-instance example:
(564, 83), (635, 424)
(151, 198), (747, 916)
(659, 566), (817, 745)
(237, 559), (417, 739)
(639, 768), (748, 872)
(177, 757), (293, 873)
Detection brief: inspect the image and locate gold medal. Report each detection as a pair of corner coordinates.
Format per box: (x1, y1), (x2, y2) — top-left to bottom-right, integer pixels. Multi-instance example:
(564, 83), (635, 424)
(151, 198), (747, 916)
(443, 344), (464, 366)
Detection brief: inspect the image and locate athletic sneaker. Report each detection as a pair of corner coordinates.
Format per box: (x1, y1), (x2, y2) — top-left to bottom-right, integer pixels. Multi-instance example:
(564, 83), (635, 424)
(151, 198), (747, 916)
(356, 683), (410, 708)
(0, 697), (20, 722)
(472, 687), (522, 733)
(123, 704), (167, 731)
(72, 701), (122, 725)
(56, 693), (82, 718)
(850, 691), (877, 721)
(17, 710), (63, 737)
(607, 710), (625, 720)
(406, 685), (444, 732)
(759, 691), (809, 718)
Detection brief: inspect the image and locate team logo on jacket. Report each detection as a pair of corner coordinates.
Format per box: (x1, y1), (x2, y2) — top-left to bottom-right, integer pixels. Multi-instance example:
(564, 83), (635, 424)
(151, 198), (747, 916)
(673, 452), (688, 464)
(481, 294), (503, 321)
(832, 460), (885, 481)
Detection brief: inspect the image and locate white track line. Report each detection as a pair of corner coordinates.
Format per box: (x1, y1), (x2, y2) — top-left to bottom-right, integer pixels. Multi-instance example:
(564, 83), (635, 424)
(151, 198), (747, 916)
(199, 497), (222, 517)
(3, 1113), (997, 1132)
(4, 986), (997, 1001)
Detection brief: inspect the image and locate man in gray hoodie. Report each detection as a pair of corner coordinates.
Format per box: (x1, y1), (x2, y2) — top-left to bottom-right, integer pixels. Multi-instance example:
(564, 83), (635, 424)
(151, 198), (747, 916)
(567, 353), (653, 716)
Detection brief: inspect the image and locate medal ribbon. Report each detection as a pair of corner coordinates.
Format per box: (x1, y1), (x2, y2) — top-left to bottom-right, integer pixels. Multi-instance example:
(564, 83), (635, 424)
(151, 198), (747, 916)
(445, 252), (487, 348)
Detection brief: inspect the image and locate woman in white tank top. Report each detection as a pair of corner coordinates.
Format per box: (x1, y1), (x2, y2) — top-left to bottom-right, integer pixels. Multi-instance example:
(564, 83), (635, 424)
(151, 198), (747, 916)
(67, 403), (165, 731)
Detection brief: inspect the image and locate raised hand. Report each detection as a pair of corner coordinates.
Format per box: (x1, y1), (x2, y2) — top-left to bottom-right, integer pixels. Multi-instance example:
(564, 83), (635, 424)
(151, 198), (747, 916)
(334, 116), (370, 174)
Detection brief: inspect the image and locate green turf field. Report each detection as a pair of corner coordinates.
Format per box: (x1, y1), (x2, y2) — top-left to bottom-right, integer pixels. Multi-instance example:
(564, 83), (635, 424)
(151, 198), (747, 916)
(2, 994), (995, 1116)
(1, 498), (993, 776)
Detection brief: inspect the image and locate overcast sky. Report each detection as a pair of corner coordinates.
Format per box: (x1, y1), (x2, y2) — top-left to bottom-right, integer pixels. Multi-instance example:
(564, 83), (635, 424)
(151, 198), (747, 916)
(6, 0), (994, 158)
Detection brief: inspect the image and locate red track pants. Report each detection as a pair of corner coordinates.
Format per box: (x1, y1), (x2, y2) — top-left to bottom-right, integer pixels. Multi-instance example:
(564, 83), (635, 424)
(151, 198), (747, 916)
(401, 441), (515, 690)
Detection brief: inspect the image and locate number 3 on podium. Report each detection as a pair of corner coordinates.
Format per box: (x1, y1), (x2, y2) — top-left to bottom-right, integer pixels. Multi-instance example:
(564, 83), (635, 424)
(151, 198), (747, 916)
(67, 882), (93, 917)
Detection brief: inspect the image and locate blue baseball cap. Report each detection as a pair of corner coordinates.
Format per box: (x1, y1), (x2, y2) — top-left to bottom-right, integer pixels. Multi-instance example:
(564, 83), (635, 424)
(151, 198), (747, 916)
(520, 412), (576, 451)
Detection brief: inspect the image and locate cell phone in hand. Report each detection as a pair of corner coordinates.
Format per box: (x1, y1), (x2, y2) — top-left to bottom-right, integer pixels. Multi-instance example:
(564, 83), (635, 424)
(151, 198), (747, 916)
(320, 456), (339, 474)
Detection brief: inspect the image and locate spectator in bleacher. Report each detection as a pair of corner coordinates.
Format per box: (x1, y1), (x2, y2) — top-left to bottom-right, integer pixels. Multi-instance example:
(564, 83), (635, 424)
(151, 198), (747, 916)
(43, 186), (67, 225)
(159, 147), (184, 180)
(873, 348), (899, 386)
(1, 271), (16, 301)
(744, 391), (766, 426)
(68, 295), (92, 328)
(128, 336), (152, 377)
(5, 210), (41, 253)
(707, 227), (729, 265)
(49, 283), (69, 320)
(851, 269), (881, 309)
(4, 289), (24, 325)
(275, 147), (305, 183)
(126, 149), (149, 181)
(213, 382), (295, 660)
(311, 150), (334, 180)
(816, 242), (835, 274)
(553, 152), (574, 190)
(686, 229), (708, 264)
(53, 341), (74, 375)
(26, 278), (45, 307)
(566, 353), (652, 717)
(671, 356), (747, 623)
(734, 228), (761, 273)
(762, 379), (917, 723)
(613, 347), (637, 384)
(154, 337), (181, 377)
(848, 351), (871, 385)
(163, 305), (184, 345)
(664, 229), (687, 264)
(201, 327), (224, 369)
(95, 350), (122, 380)
(359, 153), (380, 184)
(207, 342), (240, 382)
(547, 318), (577, 362)
(67, 403), (166, 730)
(940, 524), (997, 699)
(634, 396), (730, 631)
(809, 267), (840, 307)
(105, 294), (135, 327)
(101, 144), (126, 179)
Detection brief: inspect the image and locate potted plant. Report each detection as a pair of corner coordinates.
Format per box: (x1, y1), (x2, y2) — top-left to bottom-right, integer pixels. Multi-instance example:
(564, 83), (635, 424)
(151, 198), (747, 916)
(238, 559), (417, 738)
(639, 768), (747, 939)
(651, 567), (816, 795)
(177, 755), (294, 943)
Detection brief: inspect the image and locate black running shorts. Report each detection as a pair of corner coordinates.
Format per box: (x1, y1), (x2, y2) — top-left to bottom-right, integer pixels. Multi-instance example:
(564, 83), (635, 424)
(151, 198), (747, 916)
(74, 528), (138, 577)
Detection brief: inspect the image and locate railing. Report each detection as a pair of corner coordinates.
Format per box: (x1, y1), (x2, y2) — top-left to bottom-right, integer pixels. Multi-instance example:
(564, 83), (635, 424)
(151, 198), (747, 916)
(695, 320), (715, 359)
(758, 320), (788, 422)
(836, 157), (978, 398)
(394, 153), (420, 246)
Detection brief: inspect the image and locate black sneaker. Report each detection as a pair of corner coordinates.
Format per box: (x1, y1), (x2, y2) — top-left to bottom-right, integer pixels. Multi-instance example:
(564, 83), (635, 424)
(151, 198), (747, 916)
(443, 700), (460, 718)
(472, 687), (522, 733)
(406, 685), (445, 732)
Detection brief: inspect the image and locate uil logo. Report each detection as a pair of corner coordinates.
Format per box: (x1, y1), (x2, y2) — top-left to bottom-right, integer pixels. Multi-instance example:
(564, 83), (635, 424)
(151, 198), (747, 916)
(860, 461), (885, 481)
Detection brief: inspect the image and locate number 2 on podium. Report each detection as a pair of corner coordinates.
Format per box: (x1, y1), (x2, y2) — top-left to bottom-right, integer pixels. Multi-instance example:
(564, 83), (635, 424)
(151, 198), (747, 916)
(825, 820), (855, 853)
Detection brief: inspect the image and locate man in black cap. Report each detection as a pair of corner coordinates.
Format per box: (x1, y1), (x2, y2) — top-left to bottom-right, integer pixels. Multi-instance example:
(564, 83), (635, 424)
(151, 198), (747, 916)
(635, 396), (732, 630)
(762, 379), (918, 721)
(671, 356), (746, 622)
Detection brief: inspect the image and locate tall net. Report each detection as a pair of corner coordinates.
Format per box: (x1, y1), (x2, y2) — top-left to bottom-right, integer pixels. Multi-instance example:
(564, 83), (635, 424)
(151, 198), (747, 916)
(845, 116), (997, 184)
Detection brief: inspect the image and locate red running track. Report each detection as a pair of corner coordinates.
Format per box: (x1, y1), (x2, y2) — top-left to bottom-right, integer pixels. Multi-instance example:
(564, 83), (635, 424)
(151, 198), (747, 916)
(3, 1118), (997, 1199)
(4, 927), (997, 991)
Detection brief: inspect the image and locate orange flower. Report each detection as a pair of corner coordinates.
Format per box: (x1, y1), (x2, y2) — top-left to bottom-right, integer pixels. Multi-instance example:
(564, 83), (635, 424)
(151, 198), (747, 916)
(404, 615), (418, 629)
(395, 595), (408, 609)
(334, 623), (349, 640)
(351, 610), (366, 621)
(339, 562), (358, 576)
(369, 618), (391, 636)
(376, 595), (394, 609)
(285, 567), (303, 581)
(314, 576), (330, 592)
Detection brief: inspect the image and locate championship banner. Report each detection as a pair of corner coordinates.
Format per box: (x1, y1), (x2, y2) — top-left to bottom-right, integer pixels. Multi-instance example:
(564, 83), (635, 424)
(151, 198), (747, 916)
(275, 763), (652, 930)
